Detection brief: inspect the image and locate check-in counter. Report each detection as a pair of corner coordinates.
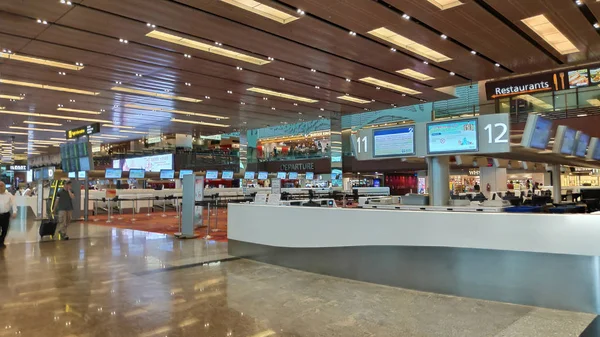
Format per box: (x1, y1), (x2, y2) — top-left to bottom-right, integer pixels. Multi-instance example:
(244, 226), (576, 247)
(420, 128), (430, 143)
(228, 203), (600, 314)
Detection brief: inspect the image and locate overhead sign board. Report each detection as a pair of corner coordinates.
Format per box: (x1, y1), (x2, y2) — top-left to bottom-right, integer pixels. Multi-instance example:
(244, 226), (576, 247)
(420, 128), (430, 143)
(66, 123), (100, 139)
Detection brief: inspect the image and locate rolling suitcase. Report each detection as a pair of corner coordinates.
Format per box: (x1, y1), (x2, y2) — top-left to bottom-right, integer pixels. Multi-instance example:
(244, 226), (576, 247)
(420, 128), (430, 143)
(39, 218), (57, 239)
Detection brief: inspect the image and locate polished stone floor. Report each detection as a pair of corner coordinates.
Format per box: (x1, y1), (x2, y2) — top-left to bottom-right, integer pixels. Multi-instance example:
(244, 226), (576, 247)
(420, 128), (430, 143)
(0, 220), (596, 336)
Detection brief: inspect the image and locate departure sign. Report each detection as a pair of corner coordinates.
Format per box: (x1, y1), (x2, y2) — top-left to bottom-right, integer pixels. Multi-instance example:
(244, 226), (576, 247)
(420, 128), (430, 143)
(66, 123), (100, 139)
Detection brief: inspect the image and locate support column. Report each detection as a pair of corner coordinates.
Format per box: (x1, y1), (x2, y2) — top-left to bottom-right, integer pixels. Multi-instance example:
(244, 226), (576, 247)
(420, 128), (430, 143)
(479, 167), (508, 198)
(330, 112), (343, 188)
(427, 156), (450, 206)
(551, 165), (561, 204)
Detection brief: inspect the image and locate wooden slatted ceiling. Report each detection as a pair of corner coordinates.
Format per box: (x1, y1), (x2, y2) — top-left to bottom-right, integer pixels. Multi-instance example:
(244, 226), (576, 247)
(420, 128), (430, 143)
(485, 0), (600, 64)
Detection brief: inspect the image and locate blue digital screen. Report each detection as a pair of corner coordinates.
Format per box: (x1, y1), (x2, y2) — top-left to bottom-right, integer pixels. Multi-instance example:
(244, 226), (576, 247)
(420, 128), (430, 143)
(305, 172), (314, 180)
(427, 119), (478, 154)
(105, 168), (122, 179)
(277, 172), (286, 179)
(530, 116), (553, 149)
(373, 126), (415, 157)
(206, 170), (218, 179)
(258, 171), (268, 180)
(222, 171), (234, 179)
(244, 171), (255, 179)
(288, 172), (298, 179)
(128, 169), (145, 179)
(560, 128), (577, 155)
(160, 169), (175, 179)
(179, 170), (193, 178)
(575, 133), (590, 157)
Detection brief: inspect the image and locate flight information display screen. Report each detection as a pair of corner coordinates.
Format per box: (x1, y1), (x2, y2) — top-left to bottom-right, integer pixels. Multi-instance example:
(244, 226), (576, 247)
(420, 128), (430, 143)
(373, 126), (415, 157)
(427, 119), (478, 154)
(530, 116), (553, 149)
(222, 171), (234, 179)
(244, 171), (255, 179)
(105, 168), (122, 179)
(575, 133), (590, 157)
(160, 169), (175, 179)
(258, 172), (268, 180)
(128, 169), (145, 179)
(560, 128), (577, 155)
(206, 170), (218, 179)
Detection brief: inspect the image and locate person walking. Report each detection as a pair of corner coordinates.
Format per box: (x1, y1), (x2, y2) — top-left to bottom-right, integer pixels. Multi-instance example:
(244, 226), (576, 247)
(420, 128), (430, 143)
(54, 181), (74, 240)
(0, 182), (17, 248)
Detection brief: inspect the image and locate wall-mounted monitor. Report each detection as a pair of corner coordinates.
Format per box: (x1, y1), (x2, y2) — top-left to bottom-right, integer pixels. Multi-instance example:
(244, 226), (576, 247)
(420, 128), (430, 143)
(277, 172), (287, 179)
(373, 125), (415, 157)
(305, 172), (314, 180)
(105, 168), (122, 179)
(179, 170), (193, 179)
(206, 170), (218, 179)
(68, 172), (76, 179)
(427, 119), (478, 155)
(258, 171), (268, 180)
(586, 137), (600, 161)
(575, 132), (590, 157)
(159, 169), (175, 179)
(288, 172), (298, 179)
(520, 114), (553, 149)
(129, 169), (145, 179)
(552, 126), (577, 155)
(244, 171), (256, 179)
(222, 171), (234, 179)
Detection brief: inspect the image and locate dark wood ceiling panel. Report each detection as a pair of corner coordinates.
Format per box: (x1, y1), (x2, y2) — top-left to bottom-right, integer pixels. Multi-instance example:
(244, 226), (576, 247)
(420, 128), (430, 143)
(0, 0), (78, 22)
(0, 12), (48, 39)
(384, 0), (559, 73)
(485, 0), (600, 64)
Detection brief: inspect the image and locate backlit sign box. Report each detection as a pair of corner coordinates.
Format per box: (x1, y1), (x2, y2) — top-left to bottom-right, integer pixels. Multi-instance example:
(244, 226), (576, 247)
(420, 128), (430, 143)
(66, 123), (100, 139)
(485, 73), (555, 100)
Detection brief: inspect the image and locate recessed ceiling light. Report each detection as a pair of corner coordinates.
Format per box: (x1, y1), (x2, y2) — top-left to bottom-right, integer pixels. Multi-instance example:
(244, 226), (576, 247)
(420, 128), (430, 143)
(318, 115), (323, 118)
(402, 94), (406, 97)
(279, 77), (285, 80)
(57, 108), (101, 115)
(221, 0), (301, 24)
(426, 0), (464, 10)
(522, 14), (579, 55)
(236, 66), (243, 70)
(0, 94), (23, 101)
(271, 107), (276, 110)
(58, 71), (66, 75)
(423, 61), (429, 65)
(0, 79), (100, 96)
(298, 112), (303, 115)
(119, 38), (128, 44)
(246, 88), (318, 103)
(124, 103), (227, 119)
(337, 95), (371, 104)
(184, 54), (191, 58)
(227, 90), (232, 94)
(69, 99), (75, 102)
(146, 22), (156, 28)
(111, 86), (202, 103)
(359, 77), (421, 95)
(441, 34), (448, 39)
(402, 14), (410, 20)
(263, 97), (268, 100)
(320, 108), (324, 111)
(449, 72), (455, 76)
(594, 23), (600, 29)
(60, 0), (73, 5)
(146, 30), (271, 65)
(346, 78), (351, 82)
(391, 47), (397, 52)
(470, 50), (477, 55)
(315, 86), (320, 89)
(368, 27), (451, 62)
(349, 31), (357, 36)
(9, 126), (62, 133)
(576, 0), (583, 5)
(36, 19), (48, 25)
(214, 41), (222, 46)
(135, 73), (142, 77)
(23, 121), (62, 126)
(268, 57), (275, 61)
(397, 68), (435, 81)
(205, 96), (211, 99)
(240, 102), (246, 105)
(170, 118), (230, 128)
(310, 68), (316, 72)
(293, 103), (298, 106)
(0, 52), (84, 70)
(185, 82), (191, 86)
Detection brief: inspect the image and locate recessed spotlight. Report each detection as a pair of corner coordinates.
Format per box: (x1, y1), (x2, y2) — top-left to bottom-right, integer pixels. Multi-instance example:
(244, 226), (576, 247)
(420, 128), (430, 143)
(60, 0), (73, 5)
(318, 115), (323, 118)
(227, 90), (232, 94)
(184, 54), (191, 58)
(595, 23), (600, 29)
(376, 86), (381, 90)
(119, 38), (128, 44)
(441, 34), (447, 39)
(205, 96), (210, 99)
(37, 19), (48, 25)
(576, 0), (583, 5)
(146, 23), (156, 28)
(240, 102), (246, 105)
(100, 109), (105, 112)
(349, 31), (357, 36)
(271, 107), (276, 110)
(185, 82), (191, 86)
(402, 94), (406, 97)
(423, 61), (429, 65)
(298, 112), (303, 115)
(391, 47), (397, 52)
(320, 108), (324, 111)
(236, 66), (243, 70)
(346, 78), (351, 82)
(402, 14), (410, 20)
(495, 63), (501, 67)
(263, 97), (268, 100)
(214, 41), (222, 46)
(58, 71), (66, 76)
(293, 103), (298, 106)
(297, 8), (305, 15)
(310, 68), (316, 72)
(243, 121), (247, 124)
(371, 99), (375, 102)
(315, 86), (320, 89)
(135, 73), (142, 77)
(115, 81), (122, 84)
(57, 104), (63, 107)
(364, 108), (368, 111)
(69, 99), (75, 102)
(470, 50), (477, 55)
(449, 71), (455, 76)
(279, 77), (285, 81)
(75, 62), (83, 66)
(268, 56), (275, 61)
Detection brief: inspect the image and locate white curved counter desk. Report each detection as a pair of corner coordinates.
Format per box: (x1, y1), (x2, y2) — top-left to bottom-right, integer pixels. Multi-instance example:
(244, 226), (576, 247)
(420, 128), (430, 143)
(228, 203), (600, 314)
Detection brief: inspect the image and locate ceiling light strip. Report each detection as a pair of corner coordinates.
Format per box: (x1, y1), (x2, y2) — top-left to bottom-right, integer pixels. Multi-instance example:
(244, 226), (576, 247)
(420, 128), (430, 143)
(170, 118), (230, 128)
(521, 15), (579, 55)
(23, 121), (63, 126)
(57, 108), (101, 115)
(337, 95), (371, 104)
(0, 94), (24, 100)
(396, 69), (435, 81)
(359, 77), (421, 95)
(1, 110), (110, 123)
(368, 27), (451, 62)
(426, 0), (464, 10)
(0, 79), (99, 95)
(246, 88), (318, 103)
(9, 126), (64, 133)
(221, 0), (300, 24)
(146, 30), (270, 65)
(111, 87), (202, 103)
(0, 52), (83, 70)
(102, 124), (134, 129)
(124, 104), (227, 120)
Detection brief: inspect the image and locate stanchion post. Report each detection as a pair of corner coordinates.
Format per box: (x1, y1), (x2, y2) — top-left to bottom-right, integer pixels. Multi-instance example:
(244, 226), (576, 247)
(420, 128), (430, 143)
(106, 199), (112, 223)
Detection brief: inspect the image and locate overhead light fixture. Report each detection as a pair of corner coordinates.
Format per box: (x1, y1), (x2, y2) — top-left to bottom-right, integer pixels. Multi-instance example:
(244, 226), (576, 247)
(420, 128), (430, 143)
(396, 69), (435, 81)
(227, 90), (233, 94)
(111, 86), (202, 103)
(440, 34), (448, 39)
(521, 14), (579, 55)
(337, 95), (371, 104)
(170, 118), (230, 128)
(349, 31), (357, 36)
(310, 68), (316, 72)
(423, 61), (429, 65)
(23, 121), (62, 126)
(9, 126), (63, 133)
(0, 52), (84, 70)
(576, 0), (583, 5)
(102, 124), (134, 129)
(449, 72), (455, 76)
(57, 107), (101, 115)
(315, 86), (320, 89)
(146, 30), (271, 65)
(236, 66), (243, 70)
(594, 23), (600, 29)
(402, 14), (410, 20)
(0, 79), (99, 95)
(368, 27), (451, 62)
(221, 0), (301, 24)
(426, 0), (464, 10)
(359, 77), (421, 95)
(36, 19), (48, 25)
(0, 130), (29, 135)
(268, 57), (275, 61)
(391, 48), (397, 52)
(60, 0), (73, 5)
(119, 38), (128, 44)
(246, 87), (319, 103)
(495, 63), (501, 67)
(184, 54), (191, 58)
(0, 94), (23, 100)
(119, 130), (148, 135)
(124, 103), (228, 120)
(279, 77), (285, 81)
(470, 50), (477, 55)
(0, 109), (110, 123)
(146, 22), (156, 28)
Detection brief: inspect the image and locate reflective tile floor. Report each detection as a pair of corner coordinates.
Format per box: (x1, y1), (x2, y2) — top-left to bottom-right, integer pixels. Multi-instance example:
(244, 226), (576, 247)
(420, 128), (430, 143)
(0, 220), (597, 336)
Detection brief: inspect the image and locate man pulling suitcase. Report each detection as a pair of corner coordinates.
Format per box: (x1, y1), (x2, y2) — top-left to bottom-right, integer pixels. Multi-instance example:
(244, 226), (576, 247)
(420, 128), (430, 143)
(53, 180), (74, 240)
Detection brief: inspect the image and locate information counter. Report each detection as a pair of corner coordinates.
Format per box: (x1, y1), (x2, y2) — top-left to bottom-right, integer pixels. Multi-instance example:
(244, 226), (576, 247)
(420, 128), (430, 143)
(228, 203), (600, 314)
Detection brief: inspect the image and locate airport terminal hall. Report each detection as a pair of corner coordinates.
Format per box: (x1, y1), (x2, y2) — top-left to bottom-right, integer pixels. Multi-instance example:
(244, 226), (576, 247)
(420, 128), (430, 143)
(6, 0), (600, 336)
